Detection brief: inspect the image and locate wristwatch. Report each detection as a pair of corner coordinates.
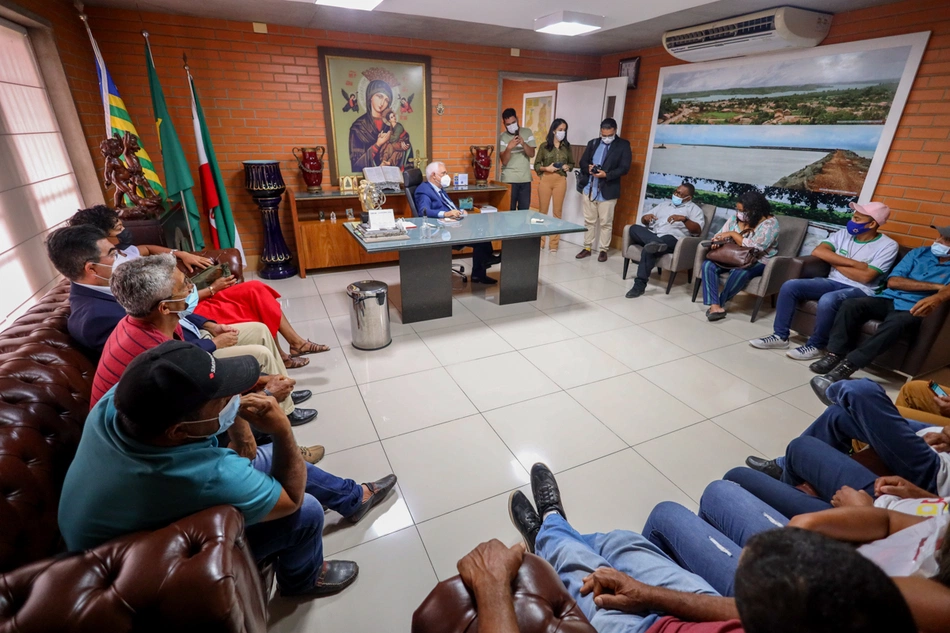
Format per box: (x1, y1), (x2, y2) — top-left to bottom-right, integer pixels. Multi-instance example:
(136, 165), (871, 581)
(263, 388), (274, 398)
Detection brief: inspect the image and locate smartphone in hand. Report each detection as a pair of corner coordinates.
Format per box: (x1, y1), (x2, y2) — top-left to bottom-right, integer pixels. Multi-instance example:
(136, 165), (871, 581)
(930, 381), (948, 397)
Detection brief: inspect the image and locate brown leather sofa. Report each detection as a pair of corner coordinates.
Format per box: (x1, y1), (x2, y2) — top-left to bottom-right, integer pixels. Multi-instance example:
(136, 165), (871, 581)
(0, 248), (270, 633)
(412, 553), (596, 633)
(789, 247), (950, 377)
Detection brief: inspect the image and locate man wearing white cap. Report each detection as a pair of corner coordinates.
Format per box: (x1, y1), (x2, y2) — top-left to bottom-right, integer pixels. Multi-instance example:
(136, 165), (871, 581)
(750, 201), (898, 360)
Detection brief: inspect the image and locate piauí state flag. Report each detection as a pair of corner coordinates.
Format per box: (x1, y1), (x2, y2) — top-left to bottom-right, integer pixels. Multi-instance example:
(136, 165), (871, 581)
(188, 72), (245, 263)
(145, 40), (205, 249)
(82, 19), (165, 200)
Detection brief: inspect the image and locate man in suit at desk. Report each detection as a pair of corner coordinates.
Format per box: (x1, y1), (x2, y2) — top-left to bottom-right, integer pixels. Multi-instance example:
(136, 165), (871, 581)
(415, 161), (498, 285)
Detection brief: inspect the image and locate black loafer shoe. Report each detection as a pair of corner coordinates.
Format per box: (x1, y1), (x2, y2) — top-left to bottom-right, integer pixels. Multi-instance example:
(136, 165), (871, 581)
(810, 375), (836, 407)
(471, 275), (498, 285)
(347, 474), (397, 524)
(745, 455), (783, 480)
(291, 389), (312, 405)
(642, 242), (669, 255)
(486, 254), (502, 266)
(705, 308), (726, 322)
(508, 490), (541, 554)
(281, 560), (359, 597)
(809, 353), (842, 375)
(531, 462), (566, 521)
(288, 408), (318, 426)
(625, 283), (645, 299)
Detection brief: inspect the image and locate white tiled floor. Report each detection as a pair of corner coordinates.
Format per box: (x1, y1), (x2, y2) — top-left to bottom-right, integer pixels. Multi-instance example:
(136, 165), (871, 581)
(252, 247), (908, 632)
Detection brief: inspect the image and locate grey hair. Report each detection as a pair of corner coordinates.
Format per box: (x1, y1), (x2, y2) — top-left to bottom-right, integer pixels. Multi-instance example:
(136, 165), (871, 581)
(110, 253), (178, 317)
(425, 161), (445, 179)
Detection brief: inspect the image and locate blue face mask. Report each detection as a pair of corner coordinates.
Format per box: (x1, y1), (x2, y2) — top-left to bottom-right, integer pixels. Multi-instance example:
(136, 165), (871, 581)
(672, 195), (684, 207)
(163, 286), (199, 317)
(846, 219), (872, 235)
(932, 241), (950, 258)
(180, 394), (240, 439)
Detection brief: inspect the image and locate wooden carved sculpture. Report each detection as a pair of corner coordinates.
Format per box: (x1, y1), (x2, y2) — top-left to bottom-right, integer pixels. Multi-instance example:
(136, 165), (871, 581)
(100, 132), (164, 219)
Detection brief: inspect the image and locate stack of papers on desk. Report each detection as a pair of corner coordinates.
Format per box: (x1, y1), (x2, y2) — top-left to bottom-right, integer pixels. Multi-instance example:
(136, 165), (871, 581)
(479, 205), (497, 213)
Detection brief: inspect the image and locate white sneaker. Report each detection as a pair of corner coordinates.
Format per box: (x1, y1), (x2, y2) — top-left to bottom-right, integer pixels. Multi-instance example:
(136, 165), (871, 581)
(787, 344), (823, 360)
(749, 334), (789, 350)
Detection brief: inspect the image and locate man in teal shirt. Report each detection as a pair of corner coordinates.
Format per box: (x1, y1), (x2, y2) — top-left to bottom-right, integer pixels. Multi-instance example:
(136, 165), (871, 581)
(59, 341), (396, 597)
(811, 225), (950, 401)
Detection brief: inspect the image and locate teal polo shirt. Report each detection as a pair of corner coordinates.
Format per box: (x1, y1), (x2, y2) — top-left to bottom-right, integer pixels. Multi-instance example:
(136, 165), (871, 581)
(881, 246), (950, 311)
(58, 386), (281, 551)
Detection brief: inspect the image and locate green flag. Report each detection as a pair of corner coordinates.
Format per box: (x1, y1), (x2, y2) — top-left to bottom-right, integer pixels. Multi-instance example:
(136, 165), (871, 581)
(145, 39), (204, 249)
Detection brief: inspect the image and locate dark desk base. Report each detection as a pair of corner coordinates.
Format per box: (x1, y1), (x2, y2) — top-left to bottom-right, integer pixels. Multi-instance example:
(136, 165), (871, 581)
(397, 236), (543, 323)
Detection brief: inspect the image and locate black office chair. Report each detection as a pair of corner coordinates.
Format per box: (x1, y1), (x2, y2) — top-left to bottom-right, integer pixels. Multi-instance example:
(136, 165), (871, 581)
(404, 167), (467, 283)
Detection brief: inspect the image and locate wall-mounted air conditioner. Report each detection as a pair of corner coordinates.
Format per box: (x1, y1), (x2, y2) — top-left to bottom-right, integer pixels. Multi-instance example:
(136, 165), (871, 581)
(663, 6), (832, 62)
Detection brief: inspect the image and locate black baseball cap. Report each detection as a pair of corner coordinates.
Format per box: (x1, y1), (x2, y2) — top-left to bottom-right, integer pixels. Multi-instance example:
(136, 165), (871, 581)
(114, 340), (260, 426)
(931, 224), (950, 238)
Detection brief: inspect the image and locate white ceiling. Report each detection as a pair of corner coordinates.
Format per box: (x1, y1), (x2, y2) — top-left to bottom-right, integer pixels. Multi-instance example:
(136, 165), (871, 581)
(83, 0), (902, 55)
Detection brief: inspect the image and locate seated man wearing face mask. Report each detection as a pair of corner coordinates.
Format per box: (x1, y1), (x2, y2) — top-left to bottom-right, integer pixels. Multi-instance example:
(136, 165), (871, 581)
(810, 224), (950, 402)
(90, 254), (317, 427)
(60, 340), (397, 597)
(625, 182), (705, 299)
(414, 161), (498, 284)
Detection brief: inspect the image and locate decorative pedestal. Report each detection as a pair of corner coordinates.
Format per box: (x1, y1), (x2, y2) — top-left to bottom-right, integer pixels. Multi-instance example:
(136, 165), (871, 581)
(257, 196), (298, 279)
(243, 160), (298, 279)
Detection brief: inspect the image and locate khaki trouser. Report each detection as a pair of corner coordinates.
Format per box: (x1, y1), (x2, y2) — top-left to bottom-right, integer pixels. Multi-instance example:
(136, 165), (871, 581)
(581, 196), (617, 252)
(202, 321), (294, 414)
(538, 173), (567, 251)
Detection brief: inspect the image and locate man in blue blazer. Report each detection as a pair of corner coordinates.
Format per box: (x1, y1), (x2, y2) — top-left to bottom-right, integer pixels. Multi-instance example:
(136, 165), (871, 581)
(415, 161), (497, 284)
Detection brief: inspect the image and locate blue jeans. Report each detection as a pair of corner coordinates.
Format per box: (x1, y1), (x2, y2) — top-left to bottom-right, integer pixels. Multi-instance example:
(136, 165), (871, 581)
(772, 278), (866, 347)
(536, 513), (719, 633)
(642, 481), (790, 596)
(724, 466), (835, 517)
(244, 444), (363, 593)
(782, 379), (941, 496)
(701, 260), (765, 307)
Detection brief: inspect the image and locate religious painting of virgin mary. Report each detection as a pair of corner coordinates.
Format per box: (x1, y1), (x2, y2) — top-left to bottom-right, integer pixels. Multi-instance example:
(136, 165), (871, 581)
(319, 48), (432, 182)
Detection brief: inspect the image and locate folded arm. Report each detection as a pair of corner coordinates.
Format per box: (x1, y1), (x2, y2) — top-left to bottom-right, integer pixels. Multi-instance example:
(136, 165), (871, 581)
(812, 243), (878, 284)
(788, 506), (930, 543)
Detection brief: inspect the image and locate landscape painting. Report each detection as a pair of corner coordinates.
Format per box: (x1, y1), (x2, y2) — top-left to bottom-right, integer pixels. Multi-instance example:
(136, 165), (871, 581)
(640, 33), (929, 250)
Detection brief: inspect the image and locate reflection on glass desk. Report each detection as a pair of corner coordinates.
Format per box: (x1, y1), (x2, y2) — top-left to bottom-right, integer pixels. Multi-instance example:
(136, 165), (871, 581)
(343, 210), (586, 323)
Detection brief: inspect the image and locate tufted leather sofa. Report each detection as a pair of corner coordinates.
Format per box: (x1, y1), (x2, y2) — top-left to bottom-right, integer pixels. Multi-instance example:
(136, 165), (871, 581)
(790, 246), (950, 377)
(412, 553), (596, 633)
(0, 248), (269, 632)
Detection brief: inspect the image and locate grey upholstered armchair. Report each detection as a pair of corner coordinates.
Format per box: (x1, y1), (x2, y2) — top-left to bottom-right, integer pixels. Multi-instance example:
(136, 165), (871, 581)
(690, 214), (809, 322)
(621, 203), (717, 294)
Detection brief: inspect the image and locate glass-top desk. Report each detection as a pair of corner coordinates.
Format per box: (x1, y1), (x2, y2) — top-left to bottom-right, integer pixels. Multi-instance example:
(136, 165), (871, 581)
(343, 210), (585, 323)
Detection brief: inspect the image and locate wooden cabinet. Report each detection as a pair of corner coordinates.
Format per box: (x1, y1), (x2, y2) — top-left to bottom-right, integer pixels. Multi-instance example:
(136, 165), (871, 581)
(288, 183), (511, 277)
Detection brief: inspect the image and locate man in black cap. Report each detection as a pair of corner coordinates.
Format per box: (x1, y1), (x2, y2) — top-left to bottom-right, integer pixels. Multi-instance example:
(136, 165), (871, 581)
(810, 224), (950, 402)
(58, 341), (397, 597)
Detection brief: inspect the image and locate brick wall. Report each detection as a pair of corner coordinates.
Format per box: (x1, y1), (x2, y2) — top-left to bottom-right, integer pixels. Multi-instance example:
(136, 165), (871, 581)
(600, 0), (950, 248)
(69, 8), (599, 261)
(500, 78), (559, 209)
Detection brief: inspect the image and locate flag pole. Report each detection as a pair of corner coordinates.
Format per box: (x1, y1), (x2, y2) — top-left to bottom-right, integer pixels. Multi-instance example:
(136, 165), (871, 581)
(143, 29), (196, 252)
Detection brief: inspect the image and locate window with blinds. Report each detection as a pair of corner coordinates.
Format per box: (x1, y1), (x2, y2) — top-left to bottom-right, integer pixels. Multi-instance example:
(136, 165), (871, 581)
(0, 16), (84, 327)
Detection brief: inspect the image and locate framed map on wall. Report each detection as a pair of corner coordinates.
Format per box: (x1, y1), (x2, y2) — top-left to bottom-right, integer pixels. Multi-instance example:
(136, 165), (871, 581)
(638, 32), (930, 252)
(318, 48), (432, 182)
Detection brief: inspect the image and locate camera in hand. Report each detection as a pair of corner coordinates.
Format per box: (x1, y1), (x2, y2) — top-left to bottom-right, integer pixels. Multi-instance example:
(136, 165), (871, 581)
(553, 162), (563, 169)
(592, 164), (602, 174)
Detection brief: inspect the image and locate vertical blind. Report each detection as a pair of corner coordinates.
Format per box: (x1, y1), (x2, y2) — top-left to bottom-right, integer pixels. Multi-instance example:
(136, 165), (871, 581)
(0, 16), (84, 327)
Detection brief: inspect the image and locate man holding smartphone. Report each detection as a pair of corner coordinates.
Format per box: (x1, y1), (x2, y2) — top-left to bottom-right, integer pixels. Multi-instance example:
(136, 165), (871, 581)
(499, 108), (536, 212)
(575, 118), (632, 262)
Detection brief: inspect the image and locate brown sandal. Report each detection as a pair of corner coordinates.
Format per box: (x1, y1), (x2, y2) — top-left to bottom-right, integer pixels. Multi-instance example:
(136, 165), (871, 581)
(290, 339), (331, 357)
(281, 355), (310, 369)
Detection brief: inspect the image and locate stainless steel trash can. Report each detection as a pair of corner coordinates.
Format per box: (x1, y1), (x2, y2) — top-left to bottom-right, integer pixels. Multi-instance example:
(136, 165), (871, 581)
(346, 280), (392, 350)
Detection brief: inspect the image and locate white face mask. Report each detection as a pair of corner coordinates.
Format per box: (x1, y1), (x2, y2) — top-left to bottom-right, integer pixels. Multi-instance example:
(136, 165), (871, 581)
(506, 122), (519, 134)
(91, 260), (113, 282)
(555, 130), (566, 141)
(440, 174), (452, 188)
(601, 135), (615, 145)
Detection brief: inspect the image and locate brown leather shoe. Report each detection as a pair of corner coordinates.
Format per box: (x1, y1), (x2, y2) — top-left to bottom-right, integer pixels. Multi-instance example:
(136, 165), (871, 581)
(597, 251), (608, 262)
(576, 249), (592, 259)
(299, 444), (325, 464)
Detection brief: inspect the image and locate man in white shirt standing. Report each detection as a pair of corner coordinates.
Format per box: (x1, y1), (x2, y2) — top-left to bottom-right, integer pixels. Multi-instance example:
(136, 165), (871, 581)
(750, 201), (898, 360)
(625, 183), (705, 298)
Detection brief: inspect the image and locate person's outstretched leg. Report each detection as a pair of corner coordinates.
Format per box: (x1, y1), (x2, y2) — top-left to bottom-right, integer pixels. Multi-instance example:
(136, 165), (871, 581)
(245, 493), (325, 594)
(535, 513), (658, 633)
(641, 501), (740, 596)
(781, 436), (878, 500)
(253, 444), (363, 517)
(698, 480), (789, 547)
(724, 466), (833, 518)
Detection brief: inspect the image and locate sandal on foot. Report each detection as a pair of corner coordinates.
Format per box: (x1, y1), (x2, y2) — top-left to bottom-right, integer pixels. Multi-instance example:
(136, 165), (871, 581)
(290, 339), (331, 357)
(282, 355), (310, 369)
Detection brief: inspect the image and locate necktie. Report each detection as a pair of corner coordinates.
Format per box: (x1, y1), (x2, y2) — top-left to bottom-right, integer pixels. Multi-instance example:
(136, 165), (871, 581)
(439, 188), (456, 211)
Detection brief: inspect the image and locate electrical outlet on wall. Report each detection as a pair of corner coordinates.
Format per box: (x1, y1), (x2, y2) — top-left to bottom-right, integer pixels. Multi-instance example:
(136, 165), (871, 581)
(252, 22), (268, 33)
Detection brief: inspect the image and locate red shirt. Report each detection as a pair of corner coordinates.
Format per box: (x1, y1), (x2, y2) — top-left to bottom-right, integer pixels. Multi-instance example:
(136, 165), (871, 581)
(90, 316), (184, 409)
(647, 617), (744, 633)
